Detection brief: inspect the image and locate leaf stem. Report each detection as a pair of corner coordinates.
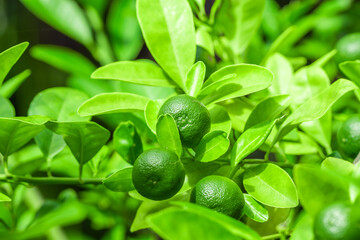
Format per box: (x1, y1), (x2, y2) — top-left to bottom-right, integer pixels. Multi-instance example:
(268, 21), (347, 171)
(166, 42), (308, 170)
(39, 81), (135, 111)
(3, 155), (9, 176)
(0, 174), (103, 185)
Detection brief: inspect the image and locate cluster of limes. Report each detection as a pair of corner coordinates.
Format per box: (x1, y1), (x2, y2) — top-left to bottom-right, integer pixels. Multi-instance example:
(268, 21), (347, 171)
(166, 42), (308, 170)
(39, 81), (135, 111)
(131, 94), (245, 218)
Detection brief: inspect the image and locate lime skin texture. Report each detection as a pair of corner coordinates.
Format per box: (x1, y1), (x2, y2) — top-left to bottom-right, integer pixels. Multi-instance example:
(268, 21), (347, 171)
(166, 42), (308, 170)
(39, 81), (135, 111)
(190, 175), (245, 219)
(158, 94), (211, 148)
(132, 148), (185, 201)
(337, 115), (360, 159)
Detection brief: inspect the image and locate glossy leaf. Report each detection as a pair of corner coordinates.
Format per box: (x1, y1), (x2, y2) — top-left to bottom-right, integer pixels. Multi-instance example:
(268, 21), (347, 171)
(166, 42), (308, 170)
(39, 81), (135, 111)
(215, 0), (265, 55)
(289, 211), (314, 240)
(243, 194), (268, 223)
(293, 164), (349, 217)
(195, 131), (229, 162)
(21, 0), (93, 46)
(196, 28), (214, 56)
(137, 0), (196, 88)
(0, 193), (11, 202)
(231, 119), (277, 167)
(0, 201), (86, 239)
(91, 61), (175, 87)
(28, 87), (90, 160)
(156, 114), (182, 157)
(245, 95), (290, 130)
(185, 61), (205, 97)
(148, 208), (239, 240)
(0, 69), (31, 98)
(107, 0), (143, 61)
(144, 100), (162, 134)
(265, 53), (293, 95)
(172, 202), (262, 240)
(30, 45), (95, 77)
(45, 121), (110, 168)
(0, 96), (15, 117)
(209, 105), (232, 135)
(103, 167), (135, 192)
(78, 93), (150, 116)
(0, 42), (28, 86)
(340, 60), (360, 87)
(198, 64), (273, 105)
(244, 163), (298, 208)
(0, 116), (48, 157)
(290, 66), (330, 108)
(113, 121), (143, 164)
(321, 157), (354, 176)
(278, 79), (358, 140)
(183, 159), (223, 187)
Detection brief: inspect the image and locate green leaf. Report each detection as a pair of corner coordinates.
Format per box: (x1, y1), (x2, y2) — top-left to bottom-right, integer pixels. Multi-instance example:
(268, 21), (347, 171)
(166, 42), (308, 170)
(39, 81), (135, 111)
(0, 200), (86, 239)
(185, 61), (205, 97)
(195, 131), (229, 162)
(172, 202), (262, 240)
(21, 0), (93, 46)
(289, 211), (314, 240)
(30, 45), (95, 77)
(198, 64), (273, 105)
(245, 95), (290, 130)
(156, 114), (182, 157)
(28, 87), (90, 160)
(131, 192), (188, 232)
(91, 61), (175, 87)
(289, 66), (332, 152)
(137, 0), (196, 88)
(321, 157), (354, 176)
(209, 105), (232, 135)
(280, 131), (319, 155)
(215, 0), (265, 55)
(0, 69), (31, 98)
(278, 79), (358, 141)
(293, 164), (350, 217)
(113, 121), (143, 164)
(0, 116), (48, 157)
(0, 42), (28, 86)
(103, 167), (135, 192)
(340, 60), (360, 86)
(290, 66), (330, 108)
(78, 92), (150, 116)
(0, 96), (15, 117)
(243, 194), (268, 223)
(0, 193), (11, 202)
(264, 53), (293, 95)
(107, 0), (143, 61)
(231, 119), (277, 167)
(243, 163), (299, 208)
(196, 28), (214, 56)
(145, 100), (162, 134)
(45, 121), (110, 169)
(147, 208), (236, 240)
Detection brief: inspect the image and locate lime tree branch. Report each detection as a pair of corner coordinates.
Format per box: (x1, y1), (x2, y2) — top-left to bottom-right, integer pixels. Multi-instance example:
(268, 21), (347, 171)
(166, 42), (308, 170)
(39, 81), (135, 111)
(0, 174), (104, 185)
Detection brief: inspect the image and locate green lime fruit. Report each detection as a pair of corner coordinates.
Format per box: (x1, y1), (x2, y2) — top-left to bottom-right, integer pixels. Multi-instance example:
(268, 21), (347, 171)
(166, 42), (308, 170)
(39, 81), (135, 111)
(132, 148), (185, 201)
(337, 115), (360, 159)
(158, 95), (211, 148)
(190, 175), (245, 219)
(336, 33), (360, 63)
(314, 202), (360, 240)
